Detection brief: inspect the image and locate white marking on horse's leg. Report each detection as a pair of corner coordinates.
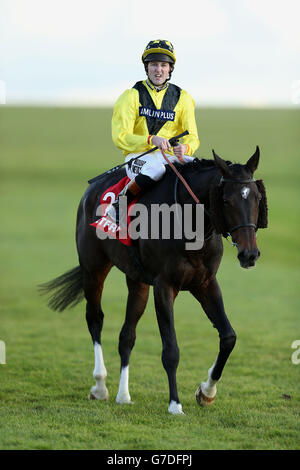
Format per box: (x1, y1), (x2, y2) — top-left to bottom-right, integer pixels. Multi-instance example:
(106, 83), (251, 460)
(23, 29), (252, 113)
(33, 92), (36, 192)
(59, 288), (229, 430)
(89, 342), (108, 400)
(168, 400), (185, 415)
(116, 365), (132, 404)
(201, 362), (218, 398)
(195, 361), (218, 406)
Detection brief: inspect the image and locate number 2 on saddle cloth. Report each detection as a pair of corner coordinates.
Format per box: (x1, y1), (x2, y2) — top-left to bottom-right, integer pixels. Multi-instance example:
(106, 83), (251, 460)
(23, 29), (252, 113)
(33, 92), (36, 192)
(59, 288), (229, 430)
(90, 176), (138, 246)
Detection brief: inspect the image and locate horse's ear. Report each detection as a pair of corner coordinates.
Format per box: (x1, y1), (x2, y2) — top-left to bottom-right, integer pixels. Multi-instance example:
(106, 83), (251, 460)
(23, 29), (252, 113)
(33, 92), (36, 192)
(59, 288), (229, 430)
(246, 146), (260, 174)
(212, 149), (231, 176)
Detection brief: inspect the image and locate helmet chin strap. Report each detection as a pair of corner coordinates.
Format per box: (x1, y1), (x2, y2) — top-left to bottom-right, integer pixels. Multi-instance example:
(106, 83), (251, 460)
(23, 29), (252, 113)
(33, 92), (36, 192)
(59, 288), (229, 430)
(147, 77), (168, 90)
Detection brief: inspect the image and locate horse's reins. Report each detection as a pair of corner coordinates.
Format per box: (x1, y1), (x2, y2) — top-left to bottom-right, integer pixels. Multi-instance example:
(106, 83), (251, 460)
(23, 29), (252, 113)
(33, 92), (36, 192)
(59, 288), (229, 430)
(161, 149), (215, 243)
(161, 149), (200, 204)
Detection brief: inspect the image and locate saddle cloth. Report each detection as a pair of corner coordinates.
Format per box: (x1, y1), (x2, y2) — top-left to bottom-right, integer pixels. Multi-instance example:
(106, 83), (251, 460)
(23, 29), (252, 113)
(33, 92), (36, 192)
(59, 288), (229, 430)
(90, 176), (139, 246)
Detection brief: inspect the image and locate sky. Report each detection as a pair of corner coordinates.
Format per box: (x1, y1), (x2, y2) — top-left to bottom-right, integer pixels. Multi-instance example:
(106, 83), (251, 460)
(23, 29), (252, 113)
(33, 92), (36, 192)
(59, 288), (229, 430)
(1, 0), (300, 107)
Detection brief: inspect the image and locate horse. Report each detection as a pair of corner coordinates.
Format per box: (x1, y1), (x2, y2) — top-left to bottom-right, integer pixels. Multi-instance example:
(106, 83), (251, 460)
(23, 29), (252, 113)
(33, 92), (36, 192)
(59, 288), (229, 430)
(40, 146), (268, 414)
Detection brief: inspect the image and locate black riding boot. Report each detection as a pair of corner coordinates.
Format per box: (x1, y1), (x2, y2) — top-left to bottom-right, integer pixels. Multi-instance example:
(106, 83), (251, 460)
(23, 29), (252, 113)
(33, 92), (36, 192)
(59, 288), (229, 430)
(106, 174), (155, 227)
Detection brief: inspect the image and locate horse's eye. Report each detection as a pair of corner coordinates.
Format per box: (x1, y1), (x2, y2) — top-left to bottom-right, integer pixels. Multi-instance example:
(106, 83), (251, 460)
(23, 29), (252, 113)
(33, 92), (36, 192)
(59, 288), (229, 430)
(223, 198), (229, 205)
(257, 192), (262, 201)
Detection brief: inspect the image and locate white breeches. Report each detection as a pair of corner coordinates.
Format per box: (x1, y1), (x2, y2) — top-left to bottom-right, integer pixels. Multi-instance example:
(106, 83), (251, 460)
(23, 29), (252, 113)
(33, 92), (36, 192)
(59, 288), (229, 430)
(125, 151), (194, 182)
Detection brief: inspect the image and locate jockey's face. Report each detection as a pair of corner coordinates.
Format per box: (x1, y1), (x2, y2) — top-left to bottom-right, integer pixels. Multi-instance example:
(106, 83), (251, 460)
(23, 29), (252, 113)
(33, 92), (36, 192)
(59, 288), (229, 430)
(147, 61), (172, 86)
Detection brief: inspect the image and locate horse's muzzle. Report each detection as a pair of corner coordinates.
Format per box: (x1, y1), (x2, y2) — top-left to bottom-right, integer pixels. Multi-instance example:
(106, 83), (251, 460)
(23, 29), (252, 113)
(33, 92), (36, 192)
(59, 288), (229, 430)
(238, 248), (260, 269)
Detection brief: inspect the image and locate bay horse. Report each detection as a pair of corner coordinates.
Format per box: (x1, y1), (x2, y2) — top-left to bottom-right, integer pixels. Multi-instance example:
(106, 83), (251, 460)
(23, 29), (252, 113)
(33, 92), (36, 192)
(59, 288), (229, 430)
(41, 147), (268, 414)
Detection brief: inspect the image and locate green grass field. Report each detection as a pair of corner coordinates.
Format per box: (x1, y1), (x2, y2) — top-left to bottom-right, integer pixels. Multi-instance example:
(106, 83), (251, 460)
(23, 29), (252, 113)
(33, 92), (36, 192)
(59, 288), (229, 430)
(0, 106), (299, 450)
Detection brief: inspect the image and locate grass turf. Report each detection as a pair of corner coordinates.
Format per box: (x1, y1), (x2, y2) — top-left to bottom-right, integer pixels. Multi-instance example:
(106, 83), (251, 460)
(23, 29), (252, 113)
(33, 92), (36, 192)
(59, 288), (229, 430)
(0, 106), (299, 450)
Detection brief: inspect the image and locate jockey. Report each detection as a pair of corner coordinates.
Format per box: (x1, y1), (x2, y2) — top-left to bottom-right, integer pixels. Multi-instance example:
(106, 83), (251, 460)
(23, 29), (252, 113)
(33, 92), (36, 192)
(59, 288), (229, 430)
(108, 39), (200, 225)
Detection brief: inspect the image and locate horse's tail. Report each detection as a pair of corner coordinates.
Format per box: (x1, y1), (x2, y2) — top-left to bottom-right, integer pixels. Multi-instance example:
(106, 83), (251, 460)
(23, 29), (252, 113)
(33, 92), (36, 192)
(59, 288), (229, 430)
(39, 266), (84, 312)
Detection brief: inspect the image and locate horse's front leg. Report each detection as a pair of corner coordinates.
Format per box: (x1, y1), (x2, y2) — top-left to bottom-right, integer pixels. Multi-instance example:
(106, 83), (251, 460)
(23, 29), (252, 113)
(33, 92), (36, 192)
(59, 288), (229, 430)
(153, 277), (183, 415)
(190, 277), (236, 406)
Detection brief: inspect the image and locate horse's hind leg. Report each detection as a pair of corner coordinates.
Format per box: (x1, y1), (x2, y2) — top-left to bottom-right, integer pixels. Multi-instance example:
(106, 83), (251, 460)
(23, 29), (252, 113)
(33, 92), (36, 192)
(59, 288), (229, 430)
(190, 278), (236, 406)
(116, 276), (149, 404)
(83, 261), (112, 400)
(153, 277), (183, 414)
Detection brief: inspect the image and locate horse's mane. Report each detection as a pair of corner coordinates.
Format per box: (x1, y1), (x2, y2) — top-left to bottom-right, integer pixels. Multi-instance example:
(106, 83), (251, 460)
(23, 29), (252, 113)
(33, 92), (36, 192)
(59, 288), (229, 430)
(191, 158), (217, 168)
(191, 157), (233, 169)
(169, 157), (233, 176)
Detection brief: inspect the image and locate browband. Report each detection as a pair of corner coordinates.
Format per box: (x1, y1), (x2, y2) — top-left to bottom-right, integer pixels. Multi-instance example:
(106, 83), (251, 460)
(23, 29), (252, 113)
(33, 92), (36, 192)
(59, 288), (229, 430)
(219, 176), (256, 185)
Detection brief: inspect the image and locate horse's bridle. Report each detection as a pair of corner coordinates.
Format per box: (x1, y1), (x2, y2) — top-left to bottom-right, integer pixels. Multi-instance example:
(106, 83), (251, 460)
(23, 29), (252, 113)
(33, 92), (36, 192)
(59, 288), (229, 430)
(174, 171), (258, 246)
(218, 176), (258, 246)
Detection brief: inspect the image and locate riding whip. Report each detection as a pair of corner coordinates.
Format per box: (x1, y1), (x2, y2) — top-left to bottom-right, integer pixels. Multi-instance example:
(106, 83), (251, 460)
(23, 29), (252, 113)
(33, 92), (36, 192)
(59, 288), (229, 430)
(88, 130), (189, 184)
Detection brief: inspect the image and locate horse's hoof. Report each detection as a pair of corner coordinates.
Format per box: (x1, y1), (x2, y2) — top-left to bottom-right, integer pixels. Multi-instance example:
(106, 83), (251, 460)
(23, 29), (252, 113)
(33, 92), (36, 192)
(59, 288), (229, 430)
(116, 393), (133, 405)
(195, 386), (216, 407)
(89, 393), (109, 401)
(168, 400), (185, 415)
(89, 386), (109, 401)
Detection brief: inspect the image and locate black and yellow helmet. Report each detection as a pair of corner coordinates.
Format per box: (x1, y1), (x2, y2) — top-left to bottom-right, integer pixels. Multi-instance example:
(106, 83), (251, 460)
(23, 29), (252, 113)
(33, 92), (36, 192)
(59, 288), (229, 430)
(142, 39), (176, 65)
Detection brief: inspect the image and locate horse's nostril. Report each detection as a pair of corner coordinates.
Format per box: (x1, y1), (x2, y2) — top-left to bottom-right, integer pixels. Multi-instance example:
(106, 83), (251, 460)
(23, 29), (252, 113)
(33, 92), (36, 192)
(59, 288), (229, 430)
(238, 249), (259, 262)
(238, 250), (248, 261)
(250, 249), (260, 261)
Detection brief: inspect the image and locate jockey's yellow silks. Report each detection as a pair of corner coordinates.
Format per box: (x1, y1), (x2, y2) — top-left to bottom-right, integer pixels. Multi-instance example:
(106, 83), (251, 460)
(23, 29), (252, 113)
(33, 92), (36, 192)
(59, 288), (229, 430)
(112, 80), (200, 157)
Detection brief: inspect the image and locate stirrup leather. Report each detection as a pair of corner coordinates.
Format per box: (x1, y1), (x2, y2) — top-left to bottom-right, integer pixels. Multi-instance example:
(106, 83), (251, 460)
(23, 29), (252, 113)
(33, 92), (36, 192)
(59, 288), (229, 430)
(106, 183), (130, 227)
